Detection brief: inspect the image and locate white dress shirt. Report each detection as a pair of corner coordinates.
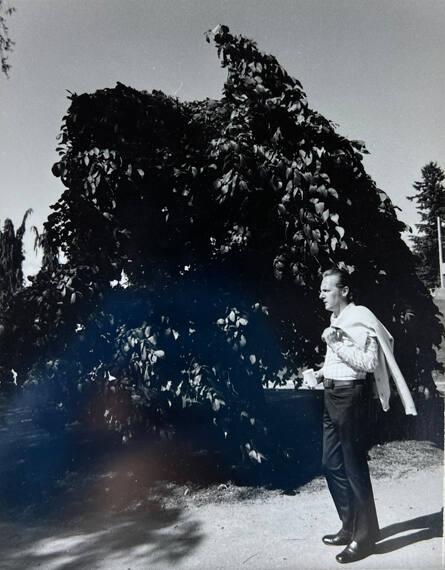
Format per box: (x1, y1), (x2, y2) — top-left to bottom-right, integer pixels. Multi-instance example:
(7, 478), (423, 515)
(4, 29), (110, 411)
(321, 304), (379, 382)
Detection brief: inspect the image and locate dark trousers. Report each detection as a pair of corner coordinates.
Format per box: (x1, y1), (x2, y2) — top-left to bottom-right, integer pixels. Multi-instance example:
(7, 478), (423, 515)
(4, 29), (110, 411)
(322, 382), (379, 544)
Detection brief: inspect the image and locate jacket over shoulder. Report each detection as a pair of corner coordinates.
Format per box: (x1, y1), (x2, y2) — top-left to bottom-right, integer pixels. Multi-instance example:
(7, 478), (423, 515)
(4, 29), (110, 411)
(331, 303), (417, 416)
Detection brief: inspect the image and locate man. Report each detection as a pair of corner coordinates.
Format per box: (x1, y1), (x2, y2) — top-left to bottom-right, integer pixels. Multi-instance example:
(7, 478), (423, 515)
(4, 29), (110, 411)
(308, 268), (417, 564)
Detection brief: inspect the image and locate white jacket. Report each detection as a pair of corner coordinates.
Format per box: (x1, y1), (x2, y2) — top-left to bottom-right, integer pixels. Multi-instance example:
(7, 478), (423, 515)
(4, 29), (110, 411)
(331, 303), (417, 416)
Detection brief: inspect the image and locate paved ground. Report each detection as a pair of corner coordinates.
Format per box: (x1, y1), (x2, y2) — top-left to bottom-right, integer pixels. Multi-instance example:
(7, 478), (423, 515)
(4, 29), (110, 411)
(0, 461), (442, 570)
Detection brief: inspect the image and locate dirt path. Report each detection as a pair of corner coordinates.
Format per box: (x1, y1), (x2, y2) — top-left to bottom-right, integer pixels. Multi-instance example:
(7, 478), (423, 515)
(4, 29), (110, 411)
(180, 466), (443, 570)
(0, 461), (442, 569)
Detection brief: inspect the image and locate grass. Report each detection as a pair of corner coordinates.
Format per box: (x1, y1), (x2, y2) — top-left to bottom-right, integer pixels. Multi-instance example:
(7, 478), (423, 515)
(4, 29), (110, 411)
(368, 440), (442, 479)
(160, 440), (444, 507)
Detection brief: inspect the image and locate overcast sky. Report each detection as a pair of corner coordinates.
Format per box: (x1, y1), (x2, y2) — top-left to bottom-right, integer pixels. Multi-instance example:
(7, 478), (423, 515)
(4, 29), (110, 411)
(1, 0), (444, 276)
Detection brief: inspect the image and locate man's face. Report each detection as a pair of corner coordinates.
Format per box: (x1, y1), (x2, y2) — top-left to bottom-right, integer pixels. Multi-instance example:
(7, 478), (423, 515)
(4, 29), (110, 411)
(319, 275), (348, 314)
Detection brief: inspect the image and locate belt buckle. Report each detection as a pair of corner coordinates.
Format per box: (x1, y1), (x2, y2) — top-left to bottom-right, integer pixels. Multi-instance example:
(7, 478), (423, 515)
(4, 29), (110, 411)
(324, 378), (334, 389)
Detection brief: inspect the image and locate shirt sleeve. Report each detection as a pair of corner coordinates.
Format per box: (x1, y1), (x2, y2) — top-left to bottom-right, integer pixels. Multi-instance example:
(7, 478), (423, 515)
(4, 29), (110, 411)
(328, 334), (379, 373)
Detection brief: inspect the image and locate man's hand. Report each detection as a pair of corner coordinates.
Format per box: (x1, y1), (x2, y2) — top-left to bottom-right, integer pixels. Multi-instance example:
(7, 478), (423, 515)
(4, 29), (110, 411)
(322, 326), (340, 346)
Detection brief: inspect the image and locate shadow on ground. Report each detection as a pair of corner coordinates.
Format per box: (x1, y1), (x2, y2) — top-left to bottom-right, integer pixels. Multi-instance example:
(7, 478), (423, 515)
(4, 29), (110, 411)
(374, 509), (443, 555)
(0, 393), (204, 569)
(0, 505), (202, 570)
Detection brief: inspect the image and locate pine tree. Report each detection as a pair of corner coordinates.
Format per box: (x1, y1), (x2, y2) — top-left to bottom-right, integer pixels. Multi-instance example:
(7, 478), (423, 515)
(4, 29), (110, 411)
(408, 162), (445, 289)
(0, 209), (32, 310)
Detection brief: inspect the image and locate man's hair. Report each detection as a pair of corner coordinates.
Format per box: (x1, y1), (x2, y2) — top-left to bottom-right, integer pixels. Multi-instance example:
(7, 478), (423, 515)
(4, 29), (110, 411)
(322, 268), (355, 301)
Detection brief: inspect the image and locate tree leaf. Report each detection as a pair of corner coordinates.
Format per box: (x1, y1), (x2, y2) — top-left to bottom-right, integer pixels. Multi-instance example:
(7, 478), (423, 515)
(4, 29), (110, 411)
(335, 226), (345, 239)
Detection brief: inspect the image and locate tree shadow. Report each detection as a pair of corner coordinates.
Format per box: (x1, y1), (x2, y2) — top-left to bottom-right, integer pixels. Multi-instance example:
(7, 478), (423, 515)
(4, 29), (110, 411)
(374, 509), (443, 555)
(0, 395), (204, 569)
(0, 501), (203, 570)
(0, 437), (204, 570)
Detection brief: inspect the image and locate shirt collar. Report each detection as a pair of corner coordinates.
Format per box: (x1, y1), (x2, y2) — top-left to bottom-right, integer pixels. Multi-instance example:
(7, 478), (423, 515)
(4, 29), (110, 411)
(331, 301), (356, 324)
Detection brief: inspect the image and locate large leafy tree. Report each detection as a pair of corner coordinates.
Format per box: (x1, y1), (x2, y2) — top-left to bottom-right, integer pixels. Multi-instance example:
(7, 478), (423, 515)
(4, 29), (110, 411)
(0, 26), (442, 461)
(0, 0), (14, 77)
(408, 162), (445, 289)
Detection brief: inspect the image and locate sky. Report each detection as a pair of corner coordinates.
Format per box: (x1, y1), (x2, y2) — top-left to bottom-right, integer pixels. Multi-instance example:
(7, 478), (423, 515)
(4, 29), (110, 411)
(1, 0), (444, 277)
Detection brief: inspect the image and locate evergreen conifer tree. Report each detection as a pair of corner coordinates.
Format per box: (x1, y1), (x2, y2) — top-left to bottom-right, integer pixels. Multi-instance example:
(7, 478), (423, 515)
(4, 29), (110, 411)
(408, 162), (445, 289)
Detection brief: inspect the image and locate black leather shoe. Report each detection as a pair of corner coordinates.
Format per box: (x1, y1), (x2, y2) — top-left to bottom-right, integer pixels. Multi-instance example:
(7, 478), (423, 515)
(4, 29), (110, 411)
(322, 529), (352, 546)
(336, 540), (374, 563)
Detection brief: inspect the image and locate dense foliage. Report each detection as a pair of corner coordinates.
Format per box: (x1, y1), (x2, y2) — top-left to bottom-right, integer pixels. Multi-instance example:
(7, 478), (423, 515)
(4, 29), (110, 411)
(408, 162), (445, 289)
(0, 26), (442, 461)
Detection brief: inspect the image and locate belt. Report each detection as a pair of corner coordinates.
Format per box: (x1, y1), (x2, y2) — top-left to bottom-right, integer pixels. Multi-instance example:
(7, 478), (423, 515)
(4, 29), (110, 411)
(323, 378), (366, 389)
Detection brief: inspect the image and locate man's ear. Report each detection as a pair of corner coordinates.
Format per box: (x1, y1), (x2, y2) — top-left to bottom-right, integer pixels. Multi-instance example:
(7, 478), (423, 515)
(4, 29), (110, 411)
(341, 286), (349, 299)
